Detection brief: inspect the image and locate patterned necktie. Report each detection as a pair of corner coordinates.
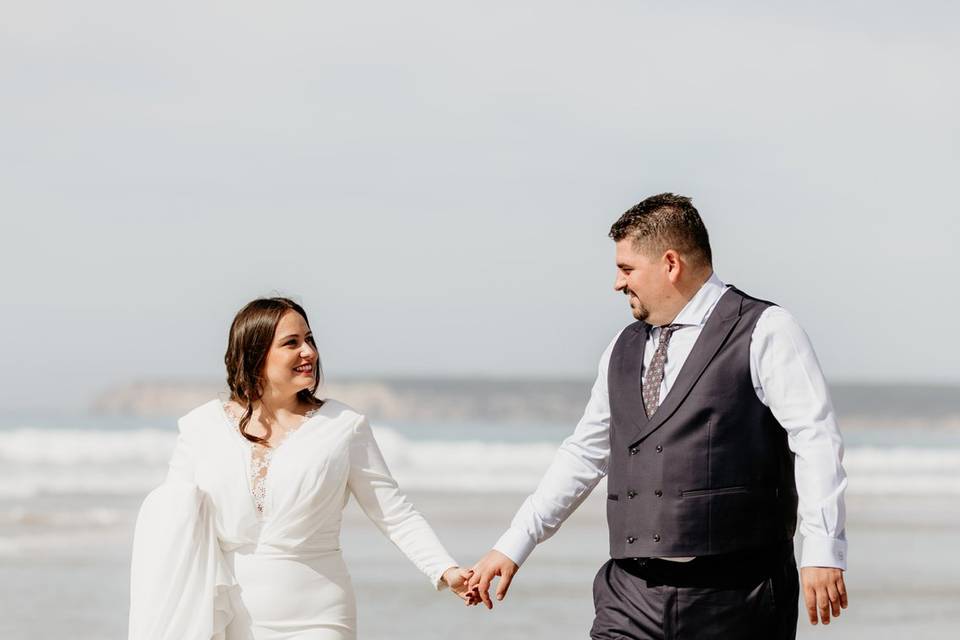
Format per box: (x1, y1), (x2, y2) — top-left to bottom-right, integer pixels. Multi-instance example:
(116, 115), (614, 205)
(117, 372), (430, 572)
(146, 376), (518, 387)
(642, 324), (682, 418)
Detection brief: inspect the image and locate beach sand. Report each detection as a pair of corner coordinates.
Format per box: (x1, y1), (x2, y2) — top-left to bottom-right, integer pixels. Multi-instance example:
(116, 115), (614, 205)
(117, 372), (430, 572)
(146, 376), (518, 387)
(3, 489), (958, 639)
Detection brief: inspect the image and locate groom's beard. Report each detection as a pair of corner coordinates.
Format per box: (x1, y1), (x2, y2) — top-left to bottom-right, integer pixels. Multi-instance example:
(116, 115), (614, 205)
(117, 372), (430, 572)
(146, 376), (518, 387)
(627, 292), (650, 321)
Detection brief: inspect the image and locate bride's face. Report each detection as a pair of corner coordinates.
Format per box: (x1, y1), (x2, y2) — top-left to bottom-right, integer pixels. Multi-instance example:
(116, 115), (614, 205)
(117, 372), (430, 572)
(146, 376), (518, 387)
(261, 311), (318, 397)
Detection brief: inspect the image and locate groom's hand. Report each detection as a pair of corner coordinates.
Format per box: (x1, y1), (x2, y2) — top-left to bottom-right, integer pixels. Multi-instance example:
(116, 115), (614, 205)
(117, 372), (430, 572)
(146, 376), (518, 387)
(801, 567), (848, 625)
(467, 550), (519, 609)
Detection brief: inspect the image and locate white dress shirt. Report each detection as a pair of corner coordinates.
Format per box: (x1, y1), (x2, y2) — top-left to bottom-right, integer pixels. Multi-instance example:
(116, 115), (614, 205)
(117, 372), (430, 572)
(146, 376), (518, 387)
(493, 273), (848, 570)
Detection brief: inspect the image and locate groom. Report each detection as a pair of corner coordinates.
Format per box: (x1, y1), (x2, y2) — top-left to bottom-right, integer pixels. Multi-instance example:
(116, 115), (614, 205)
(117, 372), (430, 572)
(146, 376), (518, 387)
(466, 194), (848, 639)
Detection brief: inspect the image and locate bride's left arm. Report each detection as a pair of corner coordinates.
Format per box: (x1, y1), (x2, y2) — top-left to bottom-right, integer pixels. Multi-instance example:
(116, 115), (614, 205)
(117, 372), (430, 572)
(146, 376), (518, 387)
(346, 415), (466, 593)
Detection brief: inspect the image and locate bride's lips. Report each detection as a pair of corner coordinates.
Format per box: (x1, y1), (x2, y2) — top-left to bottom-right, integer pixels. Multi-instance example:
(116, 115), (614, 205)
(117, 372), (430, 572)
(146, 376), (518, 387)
(293, 363), (314, 375)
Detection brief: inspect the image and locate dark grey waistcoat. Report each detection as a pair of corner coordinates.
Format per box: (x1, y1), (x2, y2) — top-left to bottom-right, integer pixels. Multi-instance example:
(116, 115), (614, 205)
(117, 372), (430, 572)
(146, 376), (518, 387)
(606, 286), (798, 559)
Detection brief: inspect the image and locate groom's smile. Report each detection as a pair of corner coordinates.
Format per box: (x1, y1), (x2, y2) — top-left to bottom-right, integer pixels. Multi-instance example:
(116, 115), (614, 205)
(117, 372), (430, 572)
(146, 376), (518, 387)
(626, 290), (649, 322)
(614, 239), (659, 322)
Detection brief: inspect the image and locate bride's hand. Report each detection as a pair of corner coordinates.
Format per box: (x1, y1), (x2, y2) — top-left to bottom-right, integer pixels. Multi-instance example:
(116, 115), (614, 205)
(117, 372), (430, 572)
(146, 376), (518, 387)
(443, 566), (480, 606)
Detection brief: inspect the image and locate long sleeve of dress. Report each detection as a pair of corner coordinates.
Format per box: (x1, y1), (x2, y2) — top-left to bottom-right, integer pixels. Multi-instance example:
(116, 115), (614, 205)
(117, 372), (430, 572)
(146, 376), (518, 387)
(165, 422), (196, 484)
(128, 420), (238, 640)
(346, 416), (458, 590)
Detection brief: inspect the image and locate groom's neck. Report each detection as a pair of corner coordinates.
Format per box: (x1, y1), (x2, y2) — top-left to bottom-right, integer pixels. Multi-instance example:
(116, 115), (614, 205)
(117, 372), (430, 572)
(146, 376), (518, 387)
(659, 268), (713, 325)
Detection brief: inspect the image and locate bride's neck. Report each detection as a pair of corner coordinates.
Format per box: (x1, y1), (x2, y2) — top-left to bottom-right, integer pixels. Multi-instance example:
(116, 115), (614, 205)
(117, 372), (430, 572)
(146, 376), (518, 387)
(252, 390), (303, 419)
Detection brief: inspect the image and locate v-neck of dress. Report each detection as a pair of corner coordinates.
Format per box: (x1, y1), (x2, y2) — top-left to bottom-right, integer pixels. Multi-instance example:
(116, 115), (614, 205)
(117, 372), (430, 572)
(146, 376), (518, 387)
(216, 399), (326, 520)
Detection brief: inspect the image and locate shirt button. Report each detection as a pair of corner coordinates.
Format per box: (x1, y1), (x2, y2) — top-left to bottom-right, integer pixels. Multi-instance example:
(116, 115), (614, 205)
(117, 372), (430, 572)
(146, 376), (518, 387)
(629, 447), (639, 456)
(627, 536), (637, 544)
(654, 489), (663, 497)
(653, 533), (661, 542)
(655, 445), (663, 453)
(627, 490), (637, 499)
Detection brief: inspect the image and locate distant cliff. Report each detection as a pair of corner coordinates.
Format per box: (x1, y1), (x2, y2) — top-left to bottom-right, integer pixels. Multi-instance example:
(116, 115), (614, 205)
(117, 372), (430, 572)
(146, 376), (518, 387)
(90, 377), (594, 424)
(90, 378), (960, 428)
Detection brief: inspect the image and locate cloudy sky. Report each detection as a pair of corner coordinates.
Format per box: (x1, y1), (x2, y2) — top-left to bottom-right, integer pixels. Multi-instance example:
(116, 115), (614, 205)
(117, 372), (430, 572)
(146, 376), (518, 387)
(2, 1), (957, 411)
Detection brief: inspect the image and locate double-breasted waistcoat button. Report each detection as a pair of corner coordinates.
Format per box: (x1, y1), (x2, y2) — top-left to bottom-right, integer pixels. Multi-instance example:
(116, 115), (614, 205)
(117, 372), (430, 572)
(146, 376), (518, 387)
(627, 490), (637, 499)
(627, 536), (637, 544)
(654, 489), (663, 497)
(653, 533), (661, 542)
(629, 447), (639, 455)
(655, 445), (663, 453)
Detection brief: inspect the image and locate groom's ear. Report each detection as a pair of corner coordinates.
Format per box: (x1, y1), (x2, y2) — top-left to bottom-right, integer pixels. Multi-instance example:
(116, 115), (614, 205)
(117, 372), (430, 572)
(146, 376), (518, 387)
(663, 249), (683, 279)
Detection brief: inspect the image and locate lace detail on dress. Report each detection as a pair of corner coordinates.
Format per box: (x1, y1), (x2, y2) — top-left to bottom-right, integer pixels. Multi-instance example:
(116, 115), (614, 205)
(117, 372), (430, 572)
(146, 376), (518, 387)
(222, 402), (321, 518)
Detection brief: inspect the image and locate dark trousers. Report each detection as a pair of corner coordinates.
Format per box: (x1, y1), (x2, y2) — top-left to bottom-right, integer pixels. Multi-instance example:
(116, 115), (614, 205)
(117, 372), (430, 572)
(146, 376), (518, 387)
(590, 543), (799, 640)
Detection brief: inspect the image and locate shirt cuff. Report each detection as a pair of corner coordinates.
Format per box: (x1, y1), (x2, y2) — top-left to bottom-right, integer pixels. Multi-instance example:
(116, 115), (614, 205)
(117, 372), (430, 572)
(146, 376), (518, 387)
(800, 536), (847, 570)
(493, 527), (537, 567)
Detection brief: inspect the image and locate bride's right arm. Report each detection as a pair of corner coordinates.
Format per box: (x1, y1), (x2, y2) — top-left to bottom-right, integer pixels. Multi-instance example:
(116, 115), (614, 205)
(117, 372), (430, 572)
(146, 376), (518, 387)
(129, 417), (236, 640)
(165, 418), (196, 484)
(346, 415), (459, 591)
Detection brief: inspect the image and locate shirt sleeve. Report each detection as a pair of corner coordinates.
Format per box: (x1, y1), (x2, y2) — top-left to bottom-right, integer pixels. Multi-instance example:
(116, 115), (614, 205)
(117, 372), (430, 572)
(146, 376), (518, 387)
(347, 415), (458, 590)
(751, 306), (848, 570)
(492, 331), (620, 567)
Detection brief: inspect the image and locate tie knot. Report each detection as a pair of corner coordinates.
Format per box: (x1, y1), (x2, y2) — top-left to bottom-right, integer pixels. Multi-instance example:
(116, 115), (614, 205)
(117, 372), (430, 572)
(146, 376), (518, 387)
(658, 323), (683, 341)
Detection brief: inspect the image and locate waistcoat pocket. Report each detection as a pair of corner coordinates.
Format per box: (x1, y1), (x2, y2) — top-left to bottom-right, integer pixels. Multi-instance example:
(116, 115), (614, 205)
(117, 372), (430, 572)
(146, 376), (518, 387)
(680, 485), (751, 498)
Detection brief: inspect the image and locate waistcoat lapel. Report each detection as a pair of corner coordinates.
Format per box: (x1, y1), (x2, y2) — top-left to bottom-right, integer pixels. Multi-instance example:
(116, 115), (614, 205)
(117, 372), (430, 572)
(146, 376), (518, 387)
(629, 288), (745, 445)
(610, 321), (651, 436)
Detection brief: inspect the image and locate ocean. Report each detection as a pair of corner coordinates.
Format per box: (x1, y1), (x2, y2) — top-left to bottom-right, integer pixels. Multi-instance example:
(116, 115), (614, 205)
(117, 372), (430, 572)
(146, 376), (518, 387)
(2, 382), (959, 639)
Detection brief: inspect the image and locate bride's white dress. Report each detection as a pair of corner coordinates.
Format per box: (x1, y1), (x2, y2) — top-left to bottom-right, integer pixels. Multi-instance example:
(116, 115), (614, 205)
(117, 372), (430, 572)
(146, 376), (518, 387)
(129, 398), (457, 640)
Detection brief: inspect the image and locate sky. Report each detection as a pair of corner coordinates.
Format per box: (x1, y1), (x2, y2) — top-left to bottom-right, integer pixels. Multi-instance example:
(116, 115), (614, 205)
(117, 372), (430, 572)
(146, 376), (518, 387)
(2, 1), (958, 411)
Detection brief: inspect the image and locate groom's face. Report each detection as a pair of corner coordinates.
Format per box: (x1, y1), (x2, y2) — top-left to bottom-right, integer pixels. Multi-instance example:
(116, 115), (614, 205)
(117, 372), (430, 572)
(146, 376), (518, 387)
(614, 239), (667, 323)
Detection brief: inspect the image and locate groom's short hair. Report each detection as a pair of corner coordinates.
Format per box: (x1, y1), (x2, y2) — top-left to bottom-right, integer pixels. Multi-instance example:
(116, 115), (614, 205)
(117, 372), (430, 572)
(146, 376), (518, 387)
(609, 193), (713, 268)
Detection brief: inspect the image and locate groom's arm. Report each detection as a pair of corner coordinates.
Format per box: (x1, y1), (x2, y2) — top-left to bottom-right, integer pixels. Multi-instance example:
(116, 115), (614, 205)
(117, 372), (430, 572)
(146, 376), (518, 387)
(751, 306), (849, 625)
(467, 332), (620, 608)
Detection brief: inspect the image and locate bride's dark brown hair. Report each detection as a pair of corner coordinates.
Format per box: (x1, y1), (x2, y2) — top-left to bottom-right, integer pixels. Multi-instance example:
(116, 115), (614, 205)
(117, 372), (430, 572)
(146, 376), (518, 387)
(224, 297), (324, 446)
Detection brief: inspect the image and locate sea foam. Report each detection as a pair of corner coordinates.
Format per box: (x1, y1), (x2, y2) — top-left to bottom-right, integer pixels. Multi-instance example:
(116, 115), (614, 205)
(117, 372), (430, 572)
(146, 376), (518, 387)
(3, 426), (960, 497)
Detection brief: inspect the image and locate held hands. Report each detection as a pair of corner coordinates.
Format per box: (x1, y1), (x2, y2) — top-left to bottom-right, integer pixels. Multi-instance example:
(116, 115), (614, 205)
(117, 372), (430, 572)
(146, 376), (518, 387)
(442, 566), (482, 606)
(800, 567), (848, 625)
(453, 555), (848, 623)
(463, 549), (519, 609)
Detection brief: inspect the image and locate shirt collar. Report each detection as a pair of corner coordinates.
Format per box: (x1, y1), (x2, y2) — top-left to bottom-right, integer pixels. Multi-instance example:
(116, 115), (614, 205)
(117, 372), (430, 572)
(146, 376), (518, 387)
(667, 271), (728, 328)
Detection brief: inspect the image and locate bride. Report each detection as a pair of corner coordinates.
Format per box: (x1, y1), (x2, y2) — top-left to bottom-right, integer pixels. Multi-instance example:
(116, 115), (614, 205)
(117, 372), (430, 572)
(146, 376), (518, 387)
(129, 297), (475, 640)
